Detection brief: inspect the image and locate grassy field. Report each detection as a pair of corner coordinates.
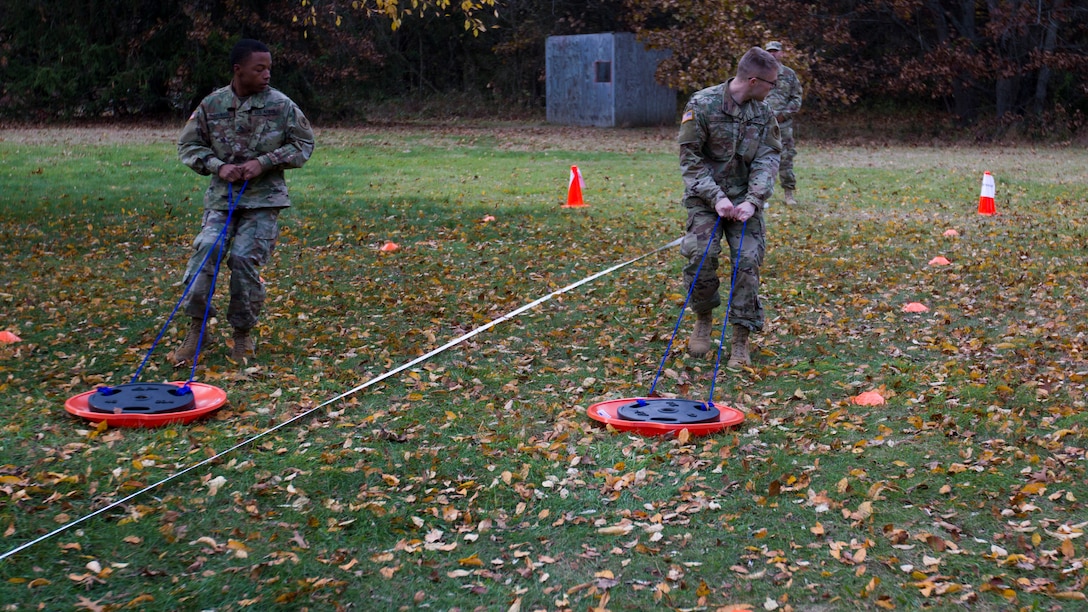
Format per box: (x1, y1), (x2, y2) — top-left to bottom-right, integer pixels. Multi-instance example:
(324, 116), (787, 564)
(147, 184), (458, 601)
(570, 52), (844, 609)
(1, 123), (1087, 611)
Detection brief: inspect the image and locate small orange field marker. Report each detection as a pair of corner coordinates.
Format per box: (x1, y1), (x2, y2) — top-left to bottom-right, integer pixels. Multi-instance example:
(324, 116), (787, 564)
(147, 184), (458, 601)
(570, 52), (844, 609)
(853, 391), (886, 406)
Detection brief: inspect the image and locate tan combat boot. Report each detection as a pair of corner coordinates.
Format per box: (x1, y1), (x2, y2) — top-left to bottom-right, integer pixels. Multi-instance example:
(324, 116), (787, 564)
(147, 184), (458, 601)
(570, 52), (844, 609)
(170, 317), (210, 366)
(784, 189), (798, 206)
(687, 311), (713, 358)
(230, 328), (255, 362)
(727, 325), (751, 368)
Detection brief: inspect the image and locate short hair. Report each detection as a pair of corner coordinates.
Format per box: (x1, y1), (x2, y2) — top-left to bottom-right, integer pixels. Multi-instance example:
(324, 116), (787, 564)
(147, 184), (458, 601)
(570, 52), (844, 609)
(229, 39), (270, 70)
(736, 47), (779, 79)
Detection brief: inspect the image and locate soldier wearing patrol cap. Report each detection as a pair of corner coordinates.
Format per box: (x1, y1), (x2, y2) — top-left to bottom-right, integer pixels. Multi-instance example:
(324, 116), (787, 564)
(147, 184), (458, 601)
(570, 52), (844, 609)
(172, 38), (315, 366)
(678, 47), (782, 368)
(763, 40), (803, 206)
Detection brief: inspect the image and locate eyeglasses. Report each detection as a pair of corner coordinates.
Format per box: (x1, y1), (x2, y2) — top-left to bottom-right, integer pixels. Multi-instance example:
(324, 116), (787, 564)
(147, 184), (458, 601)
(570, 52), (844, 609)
(753, 76), (777, 89)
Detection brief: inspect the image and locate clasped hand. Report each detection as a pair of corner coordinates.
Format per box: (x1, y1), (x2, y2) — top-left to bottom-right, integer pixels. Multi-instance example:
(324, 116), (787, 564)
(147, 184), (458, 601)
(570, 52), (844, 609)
(218, 160), (264, 183)
(714, 197), (756, 222)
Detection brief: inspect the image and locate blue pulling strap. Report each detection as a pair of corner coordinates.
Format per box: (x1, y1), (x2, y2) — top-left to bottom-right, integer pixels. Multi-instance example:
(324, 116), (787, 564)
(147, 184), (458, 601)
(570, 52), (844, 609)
(646, 217), (747, 411)
(122, 181), (249, 392)
(706, 220), (746, 408)
(647, 217), (721, 399)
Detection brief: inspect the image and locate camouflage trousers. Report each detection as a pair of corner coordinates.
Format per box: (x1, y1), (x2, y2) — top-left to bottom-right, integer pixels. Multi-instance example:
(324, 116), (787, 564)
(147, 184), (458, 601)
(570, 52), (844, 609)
(779, 120), (797, 191)
(680, 196), (765, 331)
(181, 207), (281, 331)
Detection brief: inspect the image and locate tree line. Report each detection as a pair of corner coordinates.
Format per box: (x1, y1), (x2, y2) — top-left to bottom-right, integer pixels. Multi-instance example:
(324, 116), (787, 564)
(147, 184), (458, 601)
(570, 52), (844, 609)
(1, 0), (1084, 135)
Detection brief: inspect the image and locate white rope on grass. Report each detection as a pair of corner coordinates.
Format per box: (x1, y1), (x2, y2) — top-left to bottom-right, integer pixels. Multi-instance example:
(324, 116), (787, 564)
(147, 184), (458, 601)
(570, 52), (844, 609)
(0, 236), (682, 562)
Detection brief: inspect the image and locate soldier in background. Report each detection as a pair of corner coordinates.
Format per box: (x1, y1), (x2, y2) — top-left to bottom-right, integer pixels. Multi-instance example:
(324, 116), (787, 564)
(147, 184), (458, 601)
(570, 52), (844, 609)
(679, 47), (782, 368)
(764, 41), (803, 206)
(172, 38), (315, 366)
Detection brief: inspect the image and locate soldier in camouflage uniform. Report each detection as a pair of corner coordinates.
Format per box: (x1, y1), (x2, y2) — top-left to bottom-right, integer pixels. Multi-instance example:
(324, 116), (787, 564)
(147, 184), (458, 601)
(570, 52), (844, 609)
(764, 41), (803, 206)
(171, 39), (315, 366)
(679, 47), (782, 368)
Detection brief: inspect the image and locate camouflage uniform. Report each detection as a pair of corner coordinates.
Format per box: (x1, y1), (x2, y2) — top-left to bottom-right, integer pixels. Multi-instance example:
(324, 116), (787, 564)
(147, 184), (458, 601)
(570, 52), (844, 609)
(764, 63), (802, 191)
(678, 79), (781, 332)
(178, 85), (315, 331)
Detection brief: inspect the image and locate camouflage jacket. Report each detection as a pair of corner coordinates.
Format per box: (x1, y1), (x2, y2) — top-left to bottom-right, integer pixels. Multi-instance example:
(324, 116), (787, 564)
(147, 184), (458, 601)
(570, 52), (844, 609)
(765, 64), (803, 124)
(678, 79), (782, 208)
(178, 85), (315, 210)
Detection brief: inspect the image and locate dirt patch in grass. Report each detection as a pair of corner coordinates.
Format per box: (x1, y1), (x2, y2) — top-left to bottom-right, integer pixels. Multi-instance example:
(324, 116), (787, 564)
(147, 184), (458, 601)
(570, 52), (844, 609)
(0, 120), (677, 153)
(0, 123), (181, 146)
(5, 119), (1085, 165)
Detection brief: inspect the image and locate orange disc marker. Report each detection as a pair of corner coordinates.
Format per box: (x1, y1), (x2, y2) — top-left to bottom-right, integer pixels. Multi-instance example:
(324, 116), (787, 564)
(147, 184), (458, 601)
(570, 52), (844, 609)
(853, 391), (886, 406)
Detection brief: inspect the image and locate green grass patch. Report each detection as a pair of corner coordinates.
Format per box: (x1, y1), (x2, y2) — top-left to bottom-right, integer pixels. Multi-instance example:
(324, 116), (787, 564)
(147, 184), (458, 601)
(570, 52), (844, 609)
(1, 126), (1087, 610)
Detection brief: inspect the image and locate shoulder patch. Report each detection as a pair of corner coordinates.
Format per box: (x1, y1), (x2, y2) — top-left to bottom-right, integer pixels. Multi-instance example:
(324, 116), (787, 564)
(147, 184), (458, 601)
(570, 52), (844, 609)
(681, 109), (695, 124)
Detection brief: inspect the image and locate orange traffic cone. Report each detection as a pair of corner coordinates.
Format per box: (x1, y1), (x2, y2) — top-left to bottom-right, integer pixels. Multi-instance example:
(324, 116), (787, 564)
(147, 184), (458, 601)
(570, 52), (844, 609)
(978, 171), (996, 215)
(562, 165), (586, 208)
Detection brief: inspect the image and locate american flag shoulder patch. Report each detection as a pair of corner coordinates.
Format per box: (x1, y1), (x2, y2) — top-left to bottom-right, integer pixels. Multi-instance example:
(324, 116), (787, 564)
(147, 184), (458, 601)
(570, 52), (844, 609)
(681, 109), (695, 123)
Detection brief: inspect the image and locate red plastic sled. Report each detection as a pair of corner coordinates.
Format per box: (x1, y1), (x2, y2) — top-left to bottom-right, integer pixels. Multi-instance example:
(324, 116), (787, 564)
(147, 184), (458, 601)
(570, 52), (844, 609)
(586, 397), (745, 437)
(64, 382), (228, 428)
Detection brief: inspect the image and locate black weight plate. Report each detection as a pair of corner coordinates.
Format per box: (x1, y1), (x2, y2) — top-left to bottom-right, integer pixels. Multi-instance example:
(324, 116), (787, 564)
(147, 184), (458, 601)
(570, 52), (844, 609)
(88, 383), (196, 414)
(616, 398), (720, 424)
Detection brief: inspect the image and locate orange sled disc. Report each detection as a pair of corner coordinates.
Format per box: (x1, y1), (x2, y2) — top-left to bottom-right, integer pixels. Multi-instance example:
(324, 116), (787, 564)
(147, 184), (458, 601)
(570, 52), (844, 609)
(586, 397), (745, 437)
(64, 382), (228, 428)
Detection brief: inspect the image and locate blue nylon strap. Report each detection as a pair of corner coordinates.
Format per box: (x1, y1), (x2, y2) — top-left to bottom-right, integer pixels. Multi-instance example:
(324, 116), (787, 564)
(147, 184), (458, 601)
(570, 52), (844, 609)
(186, 181), (247, 384)
(647, 216), (722, 399)
(125, 181), (248, 386)
(707, 219), (746, 408)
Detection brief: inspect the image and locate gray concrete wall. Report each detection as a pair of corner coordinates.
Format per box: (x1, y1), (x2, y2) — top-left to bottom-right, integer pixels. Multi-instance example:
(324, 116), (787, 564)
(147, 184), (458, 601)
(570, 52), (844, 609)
(546, 33), (615, 127)
(546, 33), (676, 127)
(613, 33), (676, 127)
